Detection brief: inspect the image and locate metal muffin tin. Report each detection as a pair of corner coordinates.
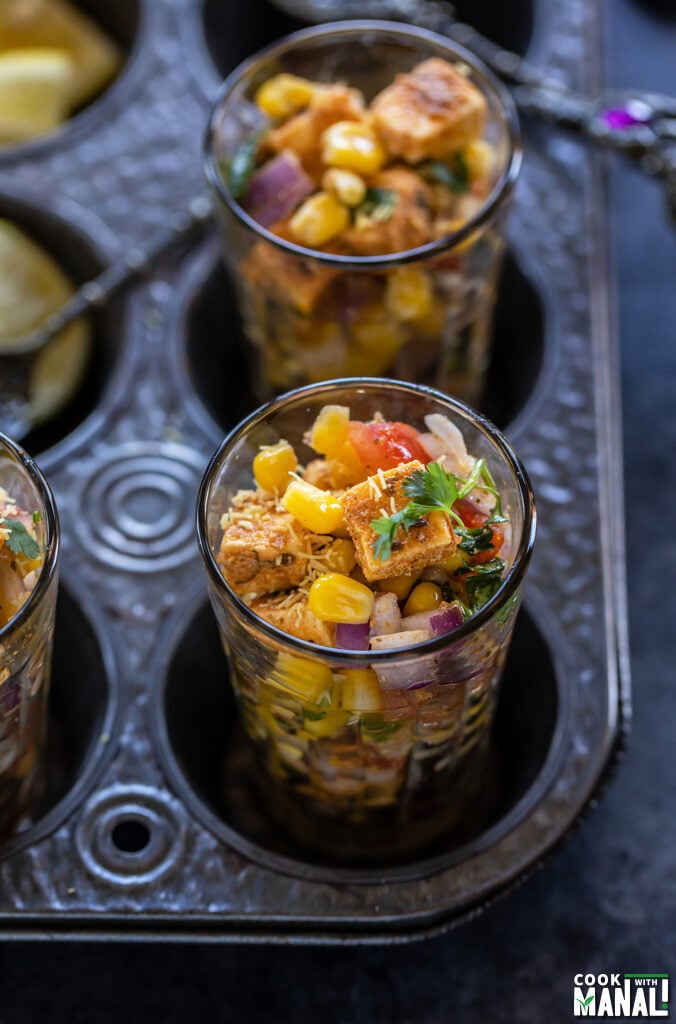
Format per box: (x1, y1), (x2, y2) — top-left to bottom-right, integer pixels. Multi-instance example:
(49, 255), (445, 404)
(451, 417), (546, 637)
(0, 0), (630, 941)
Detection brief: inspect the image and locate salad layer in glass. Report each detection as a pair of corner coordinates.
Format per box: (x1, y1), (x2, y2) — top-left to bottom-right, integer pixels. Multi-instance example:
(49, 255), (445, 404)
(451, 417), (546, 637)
(198, 381), (534, 860)
(206, 23), (520, 407)
(0, 437), (58, 841)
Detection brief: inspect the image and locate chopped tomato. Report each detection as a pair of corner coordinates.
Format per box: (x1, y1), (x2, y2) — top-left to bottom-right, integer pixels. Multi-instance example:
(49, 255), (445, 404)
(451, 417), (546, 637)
(347, 421), (429, 473)
(454, 497), (503, 563)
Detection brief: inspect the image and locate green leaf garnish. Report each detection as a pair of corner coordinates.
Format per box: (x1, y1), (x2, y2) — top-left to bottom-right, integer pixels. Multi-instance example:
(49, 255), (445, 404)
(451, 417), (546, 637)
(360, 713), (404, 741)
(420, 153), (469, 194)
(369, 459), (507, 563)
(455, 558), (506, 614)
(355, 187), (398, 225)
(225, 132), (262, 202)
(1, 517), (40, 559)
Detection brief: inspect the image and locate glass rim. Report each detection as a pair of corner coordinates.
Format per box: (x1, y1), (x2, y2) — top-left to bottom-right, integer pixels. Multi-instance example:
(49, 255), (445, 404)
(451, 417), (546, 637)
(0, 432), (60, 644)
(203, 19), (523, 271)
(196, 378), (536, 664)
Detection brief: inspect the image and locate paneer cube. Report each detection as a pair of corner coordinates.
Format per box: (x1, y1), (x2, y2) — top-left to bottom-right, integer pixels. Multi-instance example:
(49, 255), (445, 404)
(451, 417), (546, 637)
(251, 591), (336, 648)
(371, 58), (487, 163)
(341, 167), (433, 256)
(217, 490), (311, 597)
(340, 460), (456, 581)
(241, 237), (339, 315)
(266, 83), (365, 180)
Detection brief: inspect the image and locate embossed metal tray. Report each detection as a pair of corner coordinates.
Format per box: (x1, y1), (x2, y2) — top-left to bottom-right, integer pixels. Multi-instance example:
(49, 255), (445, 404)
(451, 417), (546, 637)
(0, 0), (630, 942)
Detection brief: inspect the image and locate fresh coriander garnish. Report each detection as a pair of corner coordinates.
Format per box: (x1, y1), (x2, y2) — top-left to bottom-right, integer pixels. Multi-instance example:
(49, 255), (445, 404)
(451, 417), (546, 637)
(32, 510), (42, 524)
(355, 187), (398, 225)
(225, 131), (262, 202)
(369, 459), (507, 562)
(1, 518), (40, 559)
(455, 558), (506, 615)
(420, 153), (469, 194)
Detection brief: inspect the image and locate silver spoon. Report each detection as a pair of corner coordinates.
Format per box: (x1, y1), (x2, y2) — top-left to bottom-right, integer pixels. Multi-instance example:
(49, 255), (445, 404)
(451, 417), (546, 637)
(0, 195), (213, 440)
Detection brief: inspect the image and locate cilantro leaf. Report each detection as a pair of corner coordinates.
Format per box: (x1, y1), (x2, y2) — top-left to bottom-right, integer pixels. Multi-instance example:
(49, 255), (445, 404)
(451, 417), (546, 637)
(457, 525), (495, 556)
(420, 153), (469, 194)
(455, 558), (506, 614)
(404, 461), (458, 511)
(355, 187), (398, 224)
(1, 518), (40, 559)
(225, 131), (262, 201)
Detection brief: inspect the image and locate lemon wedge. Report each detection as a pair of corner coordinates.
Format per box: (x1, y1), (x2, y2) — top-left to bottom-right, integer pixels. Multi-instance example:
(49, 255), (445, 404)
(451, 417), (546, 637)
(0, 48), (74, 143)
(0, 220), (90, 426)
(0, 0), (120, 109)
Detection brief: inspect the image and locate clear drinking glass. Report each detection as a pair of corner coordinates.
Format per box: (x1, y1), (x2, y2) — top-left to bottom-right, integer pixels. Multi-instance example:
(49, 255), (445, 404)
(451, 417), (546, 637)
(0, 434), (59, 840)
(197, 379), (535, 860)
(205, 21), (521, 408)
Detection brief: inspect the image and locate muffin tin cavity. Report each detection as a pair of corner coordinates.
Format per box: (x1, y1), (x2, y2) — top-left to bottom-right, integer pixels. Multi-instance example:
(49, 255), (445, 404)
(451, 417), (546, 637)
(158, 601), (560, 882)
(0, 193), (125, 456)
(200, 0), (534, 86)
(181, 248), (545, 436)
(0, 586), (119, 861)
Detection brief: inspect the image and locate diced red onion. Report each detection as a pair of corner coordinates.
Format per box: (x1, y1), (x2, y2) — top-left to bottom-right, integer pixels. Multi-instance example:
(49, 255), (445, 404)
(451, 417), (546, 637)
(401, 601), (463, 636)
(370, 592), (401, 637)
(430, 602), (464, 635)
(370, 629), (432, 690)
(335, 621), (370, 651)
(242, 150), (314, 228)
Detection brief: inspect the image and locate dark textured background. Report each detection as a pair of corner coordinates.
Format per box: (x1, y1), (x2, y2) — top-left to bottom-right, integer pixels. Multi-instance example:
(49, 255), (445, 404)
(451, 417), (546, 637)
(1, 0), (674, 1020)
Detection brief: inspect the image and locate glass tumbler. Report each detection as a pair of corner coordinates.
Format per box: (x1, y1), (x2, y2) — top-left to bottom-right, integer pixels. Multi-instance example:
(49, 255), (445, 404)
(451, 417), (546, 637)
(0, 434), (59, 840)
(197, 379), (535, 861)
(204, 21), (521, 407)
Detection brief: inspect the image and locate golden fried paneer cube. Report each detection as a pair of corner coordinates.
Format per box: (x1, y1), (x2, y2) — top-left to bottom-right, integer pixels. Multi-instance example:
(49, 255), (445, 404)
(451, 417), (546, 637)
(341, 167), (433, 256)
(371, 58), (487, 163)
(217, 491), (312, 597)
(241, 236), (339, 315)
(251, 591), (336, 647)
(266, 83), (365, 180)
(340, 460), (456, 582)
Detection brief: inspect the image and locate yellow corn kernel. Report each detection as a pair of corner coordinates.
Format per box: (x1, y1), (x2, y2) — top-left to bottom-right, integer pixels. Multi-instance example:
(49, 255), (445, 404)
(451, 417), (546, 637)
(309, 404), (350, 456)
(440, 549), (470, 573)
(254, 73), (314, 119)
(321, 121), (386, 175)
(463, 139), (495, 182)
(321, 168), (367, 207)
(253, 439), (297, 492)
(282, 478), (344, 534)
(339, 668), (382, 713)
(333, 439), (368, 483)
(303, 707), (350, 739)
(378, 574), (416, 602)
(351, 310), (405, 360)
(271, 651), (333, 704)
(308, 573), (375, 624)
(385, 268), (434, 323)
(323, 538), (357, 575)
(404, 582), (443, 616)
(288, 191), (350, 248)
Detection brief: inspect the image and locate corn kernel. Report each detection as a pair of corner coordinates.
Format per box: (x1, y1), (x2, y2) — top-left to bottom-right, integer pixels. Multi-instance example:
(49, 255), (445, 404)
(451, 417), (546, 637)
(404, 582), (443, 616)
(254, 73), (314, 119)
(308, 573), (375, 623)
(321, 121), (386, 175)
(271, 651), (333, 704)
(309, 404), (350, 456)
(339, 668), (382, 713)
(323, 538), (357, 575)
(351, 309), (405, 360)
(322, 168), (367, 207)
(378, 574), (416, 602)
(332, 439), (368, 485)
(288, 191), (350, 248)
(385, 268), (433, 323)
(440, 549), (470, 573)
(253, 439), (297, 492)
(282, 478), (344, 534)
(303, 707), (350, 739)
(463, 139), (495, 182)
